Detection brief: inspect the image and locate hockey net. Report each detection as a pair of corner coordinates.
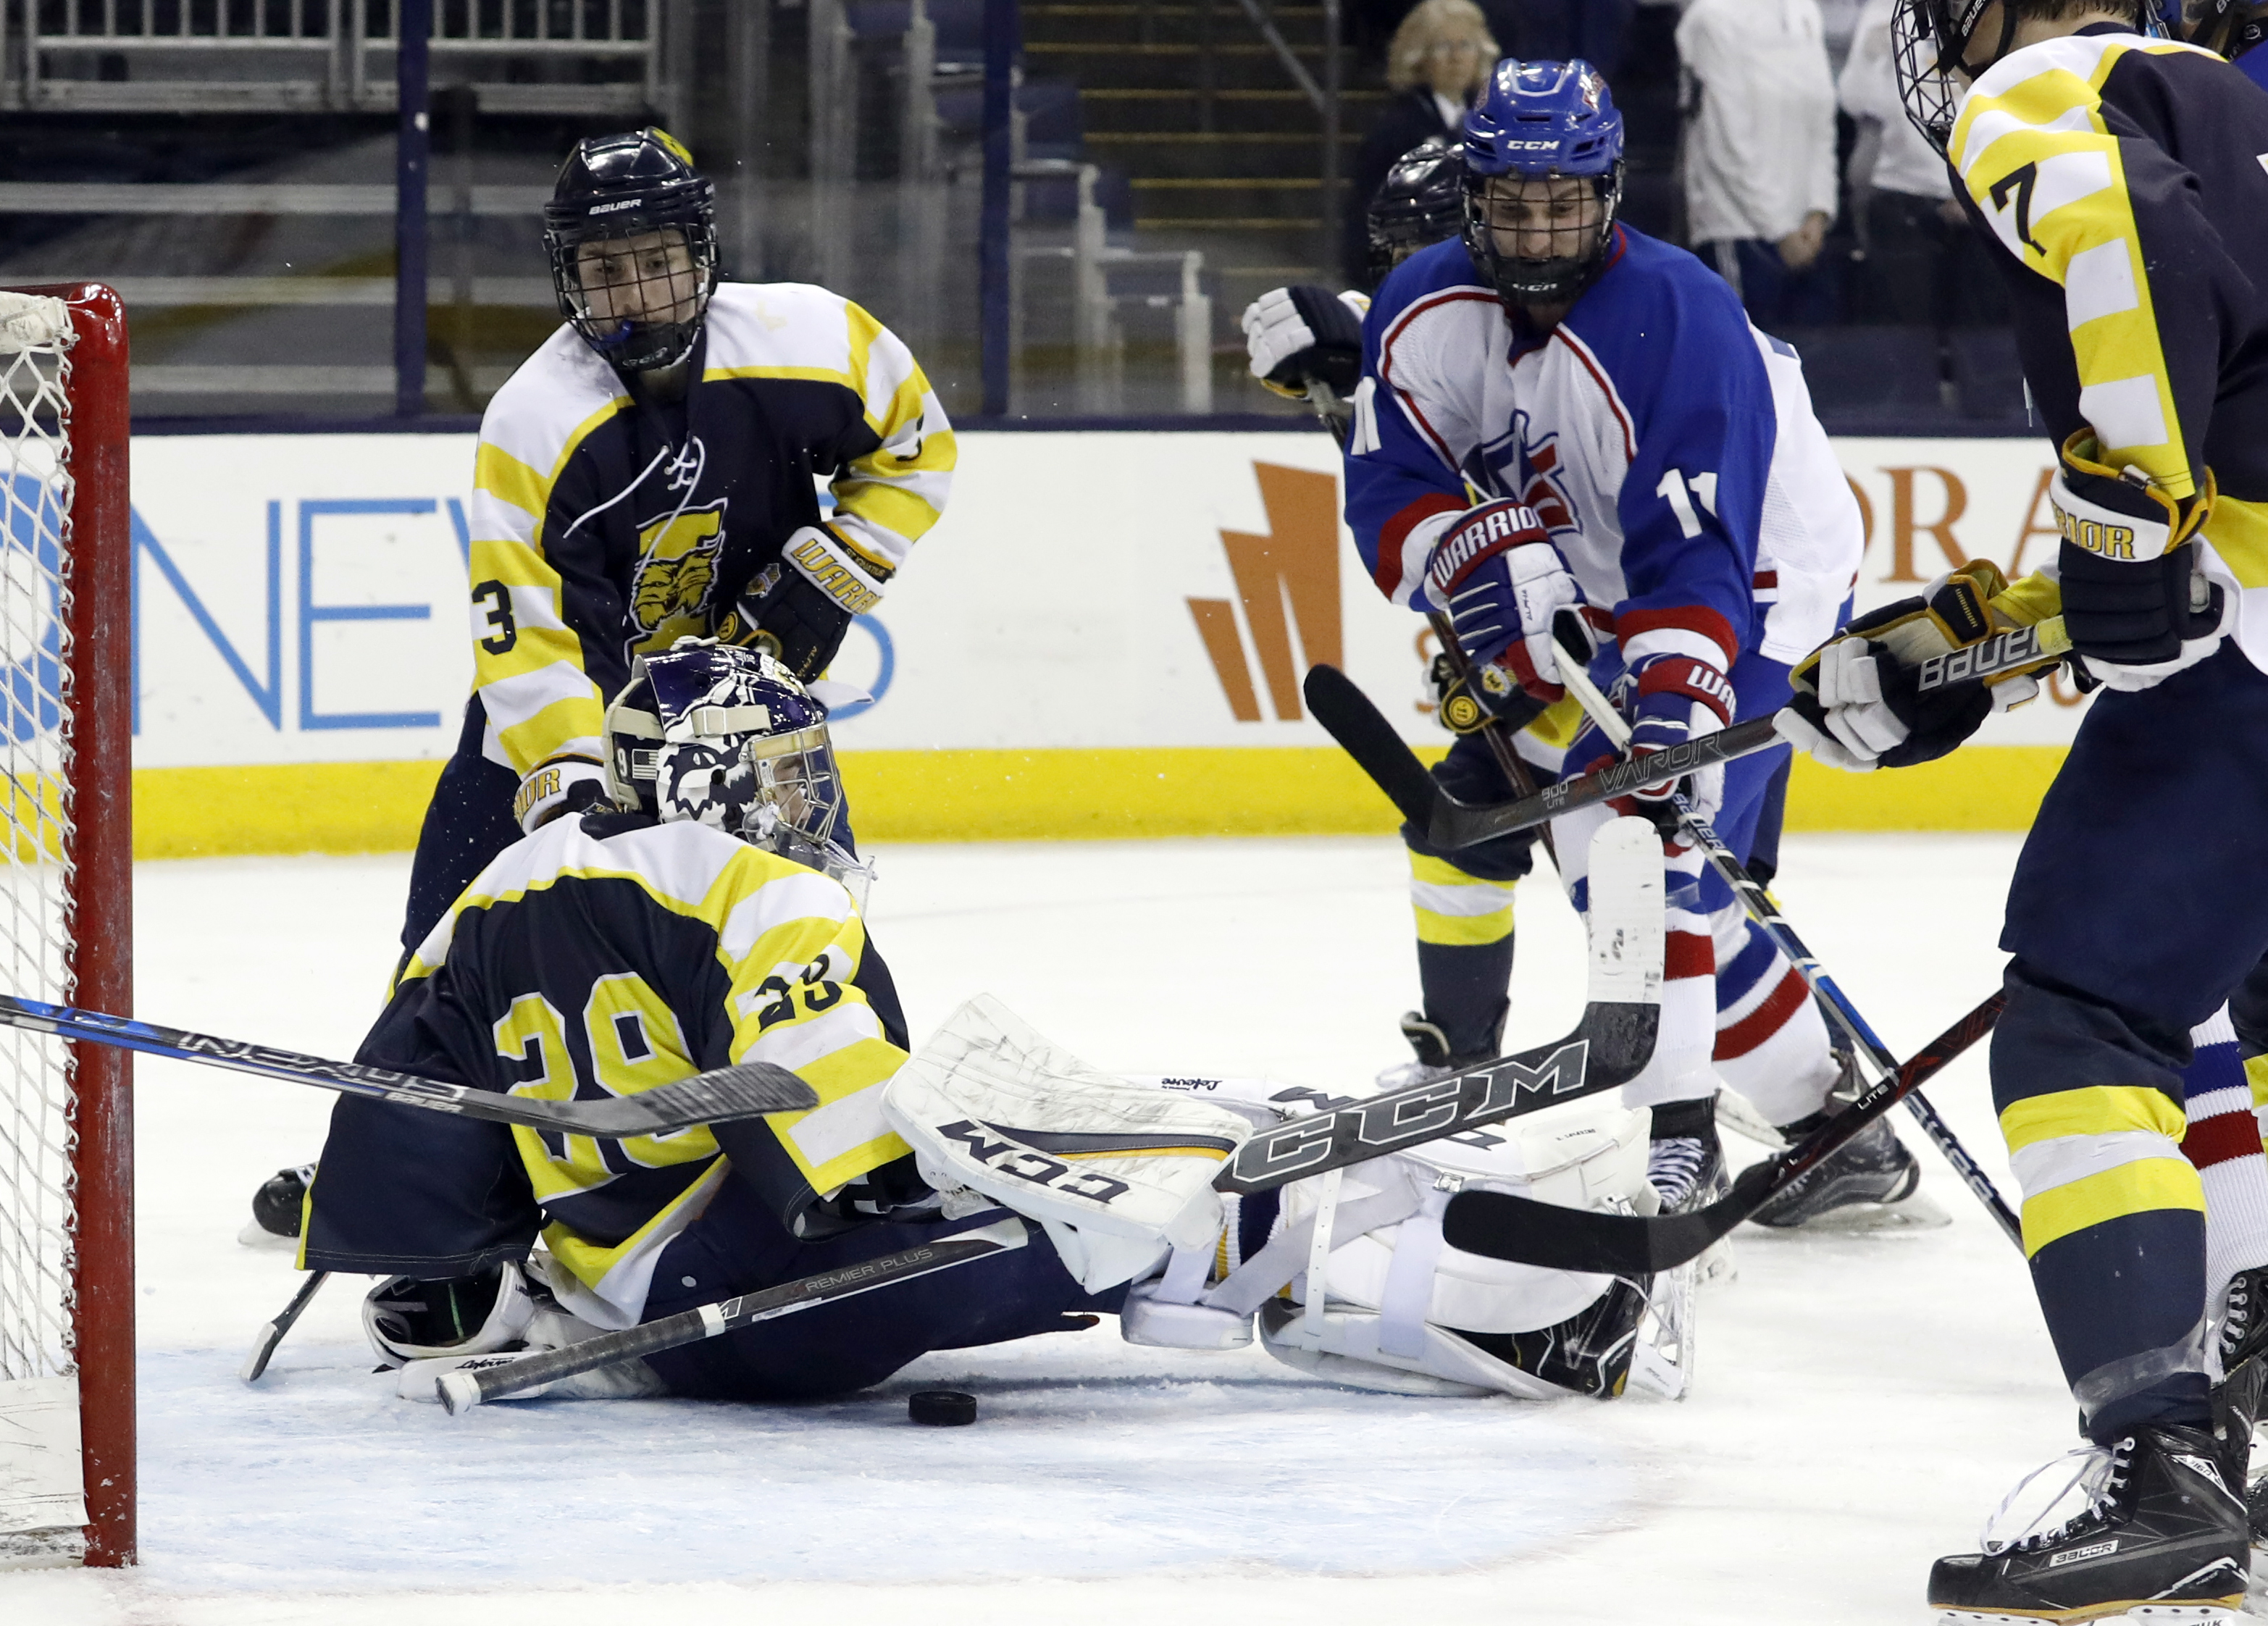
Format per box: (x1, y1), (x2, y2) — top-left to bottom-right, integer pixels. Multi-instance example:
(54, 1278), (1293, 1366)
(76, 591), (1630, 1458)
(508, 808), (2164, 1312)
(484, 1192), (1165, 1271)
(0, 285), (133, 1569)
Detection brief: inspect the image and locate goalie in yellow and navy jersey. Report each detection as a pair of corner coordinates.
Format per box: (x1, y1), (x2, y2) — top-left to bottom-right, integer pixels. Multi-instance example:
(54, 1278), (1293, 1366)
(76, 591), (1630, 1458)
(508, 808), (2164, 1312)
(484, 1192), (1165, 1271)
(302, 640), (1702, 1408)
(303, 641), (1121, 1401)
(401, 125), (953, 956)
(1773, 1), (2268, 1614)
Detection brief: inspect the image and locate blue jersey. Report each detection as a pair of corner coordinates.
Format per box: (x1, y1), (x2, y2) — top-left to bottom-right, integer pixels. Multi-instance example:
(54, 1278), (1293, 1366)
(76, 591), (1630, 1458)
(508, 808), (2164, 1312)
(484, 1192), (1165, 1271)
(1344, 226), (1860, 676)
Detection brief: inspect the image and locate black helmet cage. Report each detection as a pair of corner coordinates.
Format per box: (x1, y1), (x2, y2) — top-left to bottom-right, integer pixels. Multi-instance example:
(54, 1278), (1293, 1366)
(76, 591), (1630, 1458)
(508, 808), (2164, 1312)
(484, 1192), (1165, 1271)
(1891, 0), (2154, 156)
(1365, 139), (1468, 287)
(1460, 165), (1623, 309)
(545, 130), (720, 374)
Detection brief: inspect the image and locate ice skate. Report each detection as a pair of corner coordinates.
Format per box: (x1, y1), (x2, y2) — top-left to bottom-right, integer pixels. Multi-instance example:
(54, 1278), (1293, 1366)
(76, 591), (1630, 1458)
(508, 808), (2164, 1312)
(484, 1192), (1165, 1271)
(1374, 1009), (1498, 1091)
(2211, 1267), (2268, 1497)
(237, 1162), (316, 1249)
(1746, 1110), (1949, 1232)
(1928, 1425), (2247, 1624)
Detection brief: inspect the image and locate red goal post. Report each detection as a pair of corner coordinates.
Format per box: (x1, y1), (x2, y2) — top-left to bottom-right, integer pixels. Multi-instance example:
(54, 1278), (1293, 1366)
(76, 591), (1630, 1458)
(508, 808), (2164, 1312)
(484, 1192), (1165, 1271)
(0, 283), (133, 1568)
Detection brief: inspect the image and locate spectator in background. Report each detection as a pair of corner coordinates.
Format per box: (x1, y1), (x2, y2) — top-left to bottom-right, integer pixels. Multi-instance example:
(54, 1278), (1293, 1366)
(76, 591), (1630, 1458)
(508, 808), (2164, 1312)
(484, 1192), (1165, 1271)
(1837, 0), (2003, 330)
(1504, 0), (1636, 77)
(1347, 0), (1497, 283)
(1677, 0), (1840, 328)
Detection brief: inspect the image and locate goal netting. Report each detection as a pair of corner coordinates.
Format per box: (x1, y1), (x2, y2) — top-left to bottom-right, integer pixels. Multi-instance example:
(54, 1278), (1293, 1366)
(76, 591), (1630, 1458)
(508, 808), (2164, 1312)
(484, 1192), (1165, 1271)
(0, 285), (133, 1570)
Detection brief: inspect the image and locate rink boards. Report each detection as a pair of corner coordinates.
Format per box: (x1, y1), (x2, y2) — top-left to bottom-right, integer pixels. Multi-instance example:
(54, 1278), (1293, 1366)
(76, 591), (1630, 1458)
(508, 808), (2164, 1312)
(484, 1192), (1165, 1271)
(114, 428), (2078, 857)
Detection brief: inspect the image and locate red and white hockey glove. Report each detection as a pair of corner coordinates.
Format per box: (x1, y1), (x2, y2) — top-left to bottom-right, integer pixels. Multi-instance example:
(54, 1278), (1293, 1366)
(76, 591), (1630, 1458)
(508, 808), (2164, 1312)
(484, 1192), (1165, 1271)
(1577, 654), (1735, 840)
(1426, 499), (1598, 711)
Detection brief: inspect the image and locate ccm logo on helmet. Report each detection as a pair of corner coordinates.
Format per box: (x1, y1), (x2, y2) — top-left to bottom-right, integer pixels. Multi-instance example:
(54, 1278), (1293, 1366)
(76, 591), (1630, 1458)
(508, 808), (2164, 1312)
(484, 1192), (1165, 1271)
(938, 1120), (1133, 1204)
(587, 196), (645, 215)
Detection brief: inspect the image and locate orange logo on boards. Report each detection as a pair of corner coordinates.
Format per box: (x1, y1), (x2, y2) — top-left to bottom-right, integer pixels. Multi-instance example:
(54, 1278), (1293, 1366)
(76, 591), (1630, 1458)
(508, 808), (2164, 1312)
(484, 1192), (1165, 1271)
(1187, 464), (1343, 722)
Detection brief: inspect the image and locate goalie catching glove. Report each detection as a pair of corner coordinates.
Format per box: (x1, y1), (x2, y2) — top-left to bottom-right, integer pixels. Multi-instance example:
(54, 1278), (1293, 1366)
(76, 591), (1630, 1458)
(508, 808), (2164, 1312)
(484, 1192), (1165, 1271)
(1778, 561), (2046, 773)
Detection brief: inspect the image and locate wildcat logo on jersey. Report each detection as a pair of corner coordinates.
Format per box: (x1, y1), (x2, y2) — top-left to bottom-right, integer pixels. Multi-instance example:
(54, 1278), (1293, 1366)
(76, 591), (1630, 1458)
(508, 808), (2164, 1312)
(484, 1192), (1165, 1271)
(629, 499), (728, 641)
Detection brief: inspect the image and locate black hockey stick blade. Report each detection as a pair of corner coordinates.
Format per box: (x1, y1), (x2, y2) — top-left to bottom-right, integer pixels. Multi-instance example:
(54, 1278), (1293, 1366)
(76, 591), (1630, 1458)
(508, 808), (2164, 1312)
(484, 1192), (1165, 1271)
(1303, 663), (1444, 829)
(0, 994), (820, 1137)
(437, 1218), (1034, 1413)
(1440, 990), (2007, 1274)
(240, 1270), (331, 1385)
(1428, 715), (1788, 850)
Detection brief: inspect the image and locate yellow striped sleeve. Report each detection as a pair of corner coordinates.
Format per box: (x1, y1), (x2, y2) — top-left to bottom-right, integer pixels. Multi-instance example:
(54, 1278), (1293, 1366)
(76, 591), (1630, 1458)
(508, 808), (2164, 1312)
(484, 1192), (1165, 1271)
(466, 396), (626, 776)
(828, 301), (955, 575)
(1951, 40), (2198, 493)
(713, 855), (911, 1194)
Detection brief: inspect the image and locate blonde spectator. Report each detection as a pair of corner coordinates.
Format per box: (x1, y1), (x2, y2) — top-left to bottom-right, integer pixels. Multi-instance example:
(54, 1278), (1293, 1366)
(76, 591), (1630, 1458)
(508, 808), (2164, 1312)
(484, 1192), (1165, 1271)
(1349, 0), (1499, 282)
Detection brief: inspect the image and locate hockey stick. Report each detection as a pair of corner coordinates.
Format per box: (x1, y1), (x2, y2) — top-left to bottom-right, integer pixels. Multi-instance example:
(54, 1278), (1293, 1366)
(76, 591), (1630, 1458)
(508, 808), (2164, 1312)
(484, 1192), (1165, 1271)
(240, 1270), (331, 1384)
(0, 993), (819, 1137)
(1220, 792), (1660, 1193)
(1443, 990), (2007, 1272)
(1336, 619), (2076, 852)
(1420, 609), (1559, 869)
(437, 1216), (1034, 1412)
(1538, 622), (2024, 1249)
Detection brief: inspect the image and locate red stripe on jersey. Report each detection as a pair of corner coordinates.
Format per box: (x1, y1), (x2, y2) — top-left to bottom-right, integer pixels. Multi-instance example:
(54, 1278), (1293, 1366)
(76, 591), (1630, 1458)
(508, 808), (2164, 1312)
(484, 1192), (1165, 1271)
(1376, 493), (1468, 598)
(2183, 1106), (2266, 1171)
(1665, 931), (1715, 982)
(1549, 327), (1637, 463)
(1753, 571), (1779, 590)
(1618, 605), (1741, 669)
(1714, 968), (1812, 1062)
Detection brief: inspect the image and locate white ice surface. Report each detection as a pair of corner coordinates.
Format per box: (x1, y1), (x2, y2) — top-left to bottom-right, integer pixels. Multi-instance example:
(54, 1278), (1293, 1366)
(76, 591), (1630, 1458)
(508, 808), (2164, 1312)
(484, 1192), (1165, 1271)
(12, 834), (2083, 1625)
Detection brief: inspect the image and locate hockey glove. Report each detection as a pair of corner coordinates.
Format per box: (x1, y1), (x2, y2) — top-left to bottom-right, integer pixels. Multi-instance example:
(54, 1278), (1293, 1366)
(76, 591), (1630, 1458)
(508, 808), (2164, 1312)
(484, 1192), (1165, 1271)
(1242, 285), (1367, 400)
(512, 754), (611, 834)
(1428, 649), (1548, 737)
(1428, 498), (1599, 712)
(1576, 651), (1735, 840)
(719, 524), (889, 680)
(1777, 561), (2040, 773)
(2051, 432), (2227, 690)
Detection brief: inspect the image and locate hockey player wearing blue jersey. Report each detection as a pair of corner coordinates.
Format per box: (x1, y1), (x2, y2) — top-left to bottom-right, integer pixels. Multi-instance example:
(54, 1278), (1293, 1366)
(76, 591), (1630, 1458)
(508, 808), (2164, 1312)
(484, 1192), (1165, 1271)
(1340, 59), (1912, 1228)
(301, 640), (1704, 1409)
(1775, 0), (2268, 1615)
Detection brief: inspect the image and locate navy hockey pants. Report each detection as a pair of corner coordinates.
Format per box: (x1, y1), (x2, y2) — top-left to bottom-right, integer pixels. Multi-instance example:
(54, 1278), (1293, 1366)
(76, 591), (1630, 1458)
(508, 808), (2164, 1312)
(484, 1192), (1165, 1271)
(1993, 645), (2268, 1441)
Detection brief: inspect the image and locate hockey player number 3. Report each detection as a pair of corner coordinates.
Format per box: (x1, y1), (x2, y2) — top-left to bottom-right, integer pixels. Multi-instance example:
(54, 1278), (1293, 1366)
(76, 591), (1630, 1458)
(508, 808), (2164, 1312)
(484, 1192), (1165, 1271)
(1656, 469), (1719, 540)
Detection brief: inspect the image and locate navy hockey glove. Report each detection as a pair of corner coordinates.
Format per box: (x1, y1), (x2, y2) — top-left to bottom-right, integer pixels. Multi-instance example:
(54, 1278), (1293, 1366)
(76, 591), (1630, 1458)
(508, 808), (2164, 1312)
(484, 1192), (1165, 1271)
(1428, 499), (1598, 714)
(1598, 651), (1735, 837)
(1778, 562), (2037, 772)
(2051, 432), (2227, 689)
(512, 755), (612, 833)
(1428, 649), (1547, 737)
(1242, 285), (1366, 399)
(719, 524), (889, 680)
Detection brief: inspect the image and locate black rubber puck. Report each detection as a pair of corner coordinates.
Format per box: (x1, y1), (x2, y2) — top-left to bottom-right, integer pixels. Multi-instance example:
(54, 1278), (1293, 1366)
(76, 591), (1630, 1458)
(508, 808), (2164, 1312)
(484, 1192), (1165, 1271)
(908, 1389), (977, 1426)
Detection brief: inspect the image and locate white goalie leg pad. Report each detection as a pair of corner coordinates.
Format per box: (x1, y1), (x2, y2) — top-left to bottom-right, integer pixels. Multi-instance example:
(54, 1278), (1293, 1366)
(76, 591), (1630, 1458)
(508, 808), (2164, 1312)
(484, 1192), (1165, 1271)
(1253, 1094), (1656, 1397)
(883, 996), (1256, 1292)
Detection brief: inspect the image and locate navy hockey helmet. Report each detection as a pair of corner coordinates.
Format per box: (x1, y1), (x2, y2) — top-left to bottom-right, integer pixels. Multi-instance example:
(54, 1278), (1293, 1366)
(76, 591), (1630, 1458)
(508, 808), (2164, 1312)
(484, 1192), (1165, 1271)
(1460, 59), (1625, 309)
(602, 639), (873, 904)
(2183, 0), (2268, 59)
(1365, 137), (1467, 288)
(544, 127), (719, 374)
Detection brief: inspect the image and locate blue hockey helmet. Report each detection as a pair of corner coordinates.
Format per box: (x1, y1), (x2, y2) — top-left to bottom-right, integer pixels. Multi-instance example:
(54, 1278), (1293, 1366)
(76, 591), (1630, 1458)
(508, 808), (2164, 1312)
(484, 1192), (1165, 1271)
(603, 639), (873, 904)
(1460, 59), (1625, 308)
(544, 127), (719, 374)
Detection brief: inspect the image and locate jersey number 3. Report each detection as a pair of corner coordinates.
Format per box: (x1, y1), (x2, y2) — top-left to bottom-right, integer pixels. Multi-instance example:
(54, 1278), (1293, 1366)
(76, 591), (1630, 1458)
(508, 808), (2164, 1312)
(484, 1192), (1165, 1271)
(473, 579), (518, 655)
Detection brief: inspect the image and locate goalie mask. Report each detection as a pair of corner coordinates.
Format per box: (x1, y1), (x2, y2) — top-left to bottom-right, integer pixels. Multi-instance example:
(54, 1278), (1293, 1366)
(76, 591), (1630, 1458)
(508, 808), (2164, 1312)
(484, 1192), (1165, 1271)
(1460, 59), (1624, 310)
(603, 639), (873, 905)
(544, 127), (719, 374)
